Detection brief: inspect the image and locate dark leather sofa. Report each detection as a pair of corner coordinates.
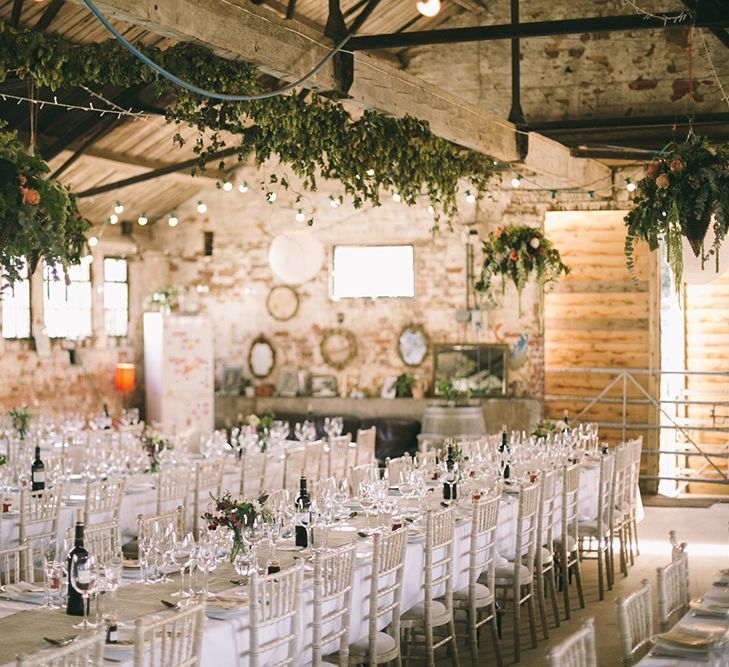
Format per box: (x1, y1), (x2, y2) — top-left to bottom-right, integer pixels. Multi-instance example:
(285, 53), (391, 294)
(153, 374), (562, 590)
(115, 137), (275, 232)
(273, 412), (420, 462)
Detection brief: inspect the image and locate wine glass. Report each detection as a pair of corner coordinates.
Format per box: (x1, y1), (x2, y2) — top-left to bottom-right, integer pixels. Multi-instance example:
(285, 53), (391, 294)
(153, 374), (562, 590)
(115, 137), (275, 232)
(70, 553), (99, 629)
(294, 423), (305, 442)
(103, 555), (122, 622)
(41, 540), (61, 609)
(170, 532), (194, 598)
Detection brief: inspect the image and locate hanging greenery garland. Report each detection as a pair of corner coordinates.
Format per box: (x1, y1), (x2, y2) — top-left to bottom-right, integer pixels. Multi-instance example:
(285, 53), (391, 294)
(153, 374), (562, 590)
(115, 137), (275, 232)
(624, 135), (729, 287)
(474, 224), (569, 314)
(0, 122), (90, 283)
(0, 22), (497, 224)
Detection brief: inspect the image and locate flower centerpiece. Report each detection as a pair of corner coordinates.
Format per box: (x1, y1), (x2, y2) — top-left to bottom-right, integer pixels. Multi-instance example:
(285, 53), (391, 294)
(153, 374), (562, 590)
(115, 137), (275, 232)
(202, 491), (272, 563)
(0, 124), (90, 284)
(8, 405), (30, 440)
(625, 135), (729, 287)
(245, 412), (275, 452)
(141, 427), (172, 473)
(531, 418), (568, 440)
(475, 224), (569, 315)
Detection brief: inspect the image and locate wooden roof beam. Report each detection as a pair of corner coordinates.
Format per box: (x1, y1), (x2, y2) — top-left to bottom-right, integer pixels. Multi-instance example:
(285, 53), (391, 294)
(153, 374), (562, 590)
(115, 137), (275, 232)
(65, 0), (610, 187)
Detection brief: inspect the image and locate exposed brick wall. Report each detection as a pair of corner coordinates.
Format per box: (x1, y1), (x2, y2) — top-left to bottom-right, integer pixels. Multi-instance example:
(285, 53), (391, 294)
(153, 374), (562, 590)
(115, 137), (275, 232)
(404, 1), (729, 122)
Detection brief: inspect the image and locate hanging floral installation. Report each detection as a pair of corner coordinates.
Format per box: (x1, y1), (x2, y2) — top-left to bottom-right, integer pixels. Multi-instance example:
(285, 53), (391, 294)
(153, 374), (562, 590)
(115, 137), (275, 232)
(474, 224), (569, 315)
(0, 123), (90, 283)
(624, 135), (729, 287)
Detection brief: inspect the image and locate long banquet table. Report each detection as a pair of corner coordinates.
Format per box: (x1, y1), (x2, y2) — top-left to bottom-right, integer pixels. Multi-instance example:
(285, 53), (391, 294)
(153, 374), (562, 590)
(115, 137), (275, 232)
(0, 460), (609, 666)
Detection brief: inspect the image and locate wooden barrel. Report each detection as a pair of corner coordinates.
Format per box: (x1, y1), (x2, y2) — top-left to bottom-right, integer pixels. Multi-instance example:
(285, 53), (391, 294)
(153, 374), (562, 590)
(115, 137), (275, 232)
(420, 404), (485, 438)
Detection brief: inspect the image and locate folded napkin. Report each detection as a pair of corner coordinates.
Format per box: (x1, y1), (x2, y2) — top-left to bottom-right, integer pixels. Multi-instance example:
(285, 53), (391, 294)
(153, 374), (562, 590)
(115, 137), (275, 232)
(4, 581), (45, 595)
(690, 599), (729, 618)
(654, 629), (715, 649)
(207, 591), (248, 610)
(705, 590), (729, 606)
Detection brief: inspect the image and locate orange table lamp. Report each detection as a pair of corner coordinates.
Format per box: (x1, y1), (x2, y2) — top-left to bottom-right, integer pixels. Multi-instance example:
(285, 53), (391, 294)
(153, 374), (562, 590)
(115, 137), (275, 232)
(114, 363), (135, 393)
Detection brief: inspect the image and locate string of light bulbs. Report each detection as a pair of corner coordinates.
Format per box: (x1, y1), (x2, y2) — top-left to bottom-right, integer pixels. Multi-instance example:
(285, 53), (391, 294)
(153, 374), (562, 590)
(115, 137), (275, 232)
(0, 91), (152, 120)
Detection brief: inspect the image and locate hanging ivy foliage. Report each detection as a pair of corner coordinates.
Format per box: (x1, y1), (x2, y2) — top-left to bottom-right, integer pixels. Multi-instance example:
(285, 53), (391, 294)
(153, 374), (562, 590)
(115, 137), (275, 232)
(0, 122), (90, 283)
(624, 135), (729, 288)
(0, 21), (497, 224)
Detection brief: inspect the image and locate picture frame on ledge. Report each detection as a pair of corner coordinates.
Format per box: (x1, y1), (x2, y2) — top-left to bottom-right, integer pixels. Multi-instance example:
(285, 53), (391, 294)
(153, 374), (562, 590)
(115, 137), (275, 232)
(311, 375), (338, 398)
(276, 366), (300, 398)
(221, 365), (242, 395)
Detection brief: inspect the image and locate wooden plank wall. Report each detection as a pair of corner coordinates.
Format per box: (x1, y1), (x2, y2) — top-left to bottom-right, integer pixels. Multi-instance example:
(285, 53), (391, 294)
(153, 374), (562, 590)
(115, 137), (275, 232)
(683, 275), (729, 494)
(543, 211), (659, 492)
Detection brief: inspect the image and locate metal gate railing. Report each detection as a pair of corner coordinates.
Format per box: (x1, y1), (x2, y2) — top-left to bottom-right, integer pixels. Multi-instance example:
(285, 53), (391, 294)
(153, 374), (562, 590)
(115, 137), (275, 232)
(545, 367), (729, 494)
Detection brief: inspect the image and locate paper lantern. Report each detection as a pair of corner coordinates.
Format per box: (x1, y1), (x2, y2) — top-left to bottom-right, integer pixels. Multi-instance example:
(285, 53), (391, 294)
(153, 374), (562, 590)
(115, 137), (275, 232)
(268, 230), (324, 285)
(682, 224), (729, 285)
(114, 363), (135, 393)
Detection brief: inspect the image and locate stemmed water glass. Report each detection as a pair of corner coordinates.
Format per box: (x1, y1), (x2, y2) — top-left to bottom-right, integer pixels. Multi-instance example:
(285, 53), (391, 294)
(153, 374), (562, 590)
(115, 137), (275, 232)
(103, 555), (122, 622)
(195, 539), (218, 599)
(70, 553), (99, 629)
(294, 422), (305, 442)
(41, 540), (62, 609)
(170, 532), (194, 598)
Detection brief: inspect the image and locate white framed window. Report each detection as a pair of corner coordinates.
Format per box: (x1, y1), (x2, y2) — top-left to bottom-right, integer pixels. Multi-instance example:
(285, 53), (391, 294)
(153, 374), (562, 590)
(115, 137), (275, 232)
(331, 245), (415, 299)
(43, 261), (92, 339)
(103, 257), (129, 337)
(2, 262), (31, 339)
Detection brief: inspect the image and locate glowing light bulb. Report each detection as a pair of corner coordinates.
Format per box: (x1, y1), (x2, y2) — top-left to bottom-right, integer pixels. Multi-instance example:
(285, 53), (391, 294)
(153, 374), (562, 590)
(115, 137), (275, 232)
(296, 209), (306, 222)
(392, 192), (402, 203)
(88, 236), (98, 247)
(197, 201), (207, 214)
(511, 177), (521, 188)
(267, 192), (277, 203)
(626, 181), (637, 192)
(168, 214), (178, 227)
(138, 214), (148, 226)
(416, 0), (441, 18)
(366, 168), (375, 176)
(238, 182), (249, 193)
(427, 205), (435, 215)
(109, 214), (119, 224)
(114, 201), (124, 214)
(222, 181), (233, 192)
(465, 190), (476, 204)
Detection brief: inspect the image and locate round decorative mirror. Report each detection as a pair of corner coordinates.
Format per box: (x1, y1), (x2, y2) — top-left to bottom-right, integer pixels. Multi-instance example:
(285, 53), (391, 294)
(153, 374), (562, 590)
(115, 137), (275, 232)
(248, 335), (276, 378)
(320, 328), (357, 370)
(397, 323), (429, 367)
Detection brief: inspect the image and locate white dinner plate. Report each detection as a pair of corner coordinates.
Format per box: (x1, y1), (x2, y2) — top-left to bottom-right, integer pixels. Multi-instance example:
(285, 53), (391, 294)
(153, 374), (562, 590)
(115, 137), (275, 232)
(205, 605), (248, 620)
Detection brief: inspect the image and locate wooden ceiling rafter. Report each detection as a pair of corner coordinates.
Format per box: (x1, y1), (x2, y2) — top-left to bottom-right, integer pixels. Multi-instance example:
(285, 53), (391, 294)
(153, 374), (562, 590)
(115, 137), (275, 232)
(346, 11), (729, 50)
(34, 0), (65, 32)
(680, 0), (729, 50)
(9, 0), (22, 28)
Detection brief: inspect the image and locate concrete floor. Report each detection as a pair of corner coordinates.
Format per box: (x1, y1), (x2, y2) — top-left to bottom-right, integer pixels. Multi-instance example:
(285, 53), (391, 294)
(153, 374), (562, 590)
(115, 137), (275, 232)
(428, 503), (729, 666)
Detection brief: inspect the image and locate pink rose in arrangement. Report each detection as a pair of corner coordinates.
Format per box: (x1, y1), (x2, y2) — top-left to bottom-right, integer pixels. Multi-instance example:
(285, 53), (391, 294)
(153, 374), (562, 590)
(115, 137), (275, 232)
(655, 173), (670, 189)
(529, 237), (540, 249)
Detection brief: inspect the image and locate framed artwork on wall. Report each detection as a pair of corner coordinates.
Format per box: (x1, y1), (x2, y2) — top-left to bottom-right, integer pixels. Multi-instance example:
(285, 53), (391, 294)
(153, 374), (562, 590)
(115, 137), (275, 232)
(276, 365), (300, 397)
(311, 375), (338, 397)
(433, 343), (508, 397)
(221, 365), (242, 395)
